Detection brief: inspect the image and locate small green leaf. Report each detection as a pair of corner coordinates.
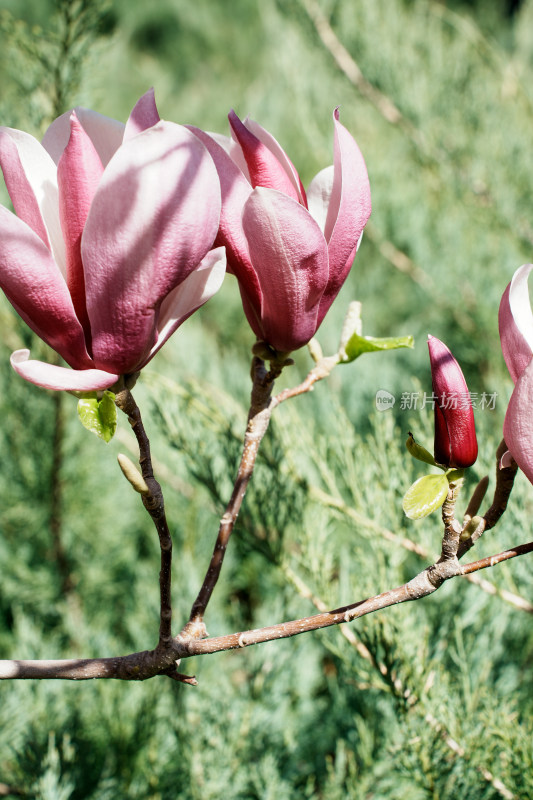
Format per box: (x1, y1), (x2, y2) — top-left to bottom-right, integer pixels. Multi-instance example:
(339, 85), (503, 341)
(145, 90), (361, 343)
(402, 473), (449, 520)
(341, 331), (414, 363)
(77, 390), (117, 443)
(446, 468), (465, 484)
(406, 432), (439, 467)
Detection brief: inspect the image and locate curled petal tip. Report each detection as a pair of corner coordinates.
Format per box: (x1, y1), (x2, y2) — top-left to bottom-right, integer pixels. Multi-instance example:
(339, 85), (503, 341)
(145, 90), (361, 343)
(500, 450), (515, 470)
(11, 348), (30, 364)
(124, 89), (161, 140)
(10, 349), (118, 391)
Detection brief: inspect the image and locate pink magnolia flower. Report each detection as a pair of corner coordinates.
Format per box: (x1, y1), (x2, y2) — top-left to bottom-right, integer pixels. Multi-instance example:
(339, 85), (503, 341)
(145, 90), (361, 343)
(428, 335), (478, 469)
(498, 263), (533, 481)
(190, 109), (371, 354)
(0, 89), (225, 392)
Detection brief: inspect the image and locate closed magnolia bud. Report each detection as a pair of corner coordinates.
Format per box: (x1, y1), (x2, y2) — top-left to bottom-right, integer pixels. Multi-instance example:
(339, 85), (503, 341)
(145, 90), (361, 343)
(117, 453), (150, 496)
(428, 335), (478, 469)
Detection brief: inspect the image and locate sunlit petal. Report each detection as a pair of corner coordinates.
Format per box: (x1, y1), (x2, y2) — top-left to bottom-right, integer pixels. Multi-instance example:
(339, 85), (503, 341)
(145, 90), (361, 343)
(307, 165), (334, 234)
(229, 110), (302, 203)
(0, 127), (66, 273)
(124, 88), (161, 140)
(0, 206), (91, 368)
(188, 125), (261, 304)
(57, 114), (104, 337)
(10, 350), (117, 391)
(42, 107), (124, 166)
(318, 110), (371, 323)
(149, 246), (226, 362)
(242, 187), (328, 351)
(499, 278), (533, 384)
(504, 358), (533, 484)
(243, 115), (307, 205)
(82, 121), (221, 374)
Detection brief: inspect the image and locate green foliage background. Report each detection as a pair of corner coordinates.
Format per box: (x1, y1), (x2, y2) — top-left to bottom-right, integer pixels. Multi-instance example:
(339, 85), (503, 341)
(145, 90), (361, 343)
(0, 0), (532, 797)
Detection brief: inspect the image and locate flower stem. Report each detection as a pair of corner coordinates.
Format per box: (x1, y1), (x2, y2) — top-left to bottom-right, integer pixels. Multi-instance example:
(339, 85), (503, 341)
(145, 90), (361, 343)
(182, 358), (280, 636)
(115, 389), (173, 647)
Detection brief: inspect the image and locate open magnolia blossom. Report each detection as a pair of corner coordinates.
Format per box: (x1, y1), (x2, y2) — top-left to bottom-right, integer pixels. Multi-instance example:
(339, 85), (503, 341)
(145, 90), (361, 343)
(189, 109), (371, 354)
(428, 335), (478, 469)
(498, 263), (533, 481)
(0, 89), (225, 392)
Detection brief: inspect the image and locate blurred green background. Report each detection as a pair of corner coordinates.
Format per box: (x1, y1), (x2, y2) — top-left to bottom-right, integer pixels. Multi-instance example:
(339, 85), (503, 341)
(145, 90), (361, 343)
(0, 0), (533, 797)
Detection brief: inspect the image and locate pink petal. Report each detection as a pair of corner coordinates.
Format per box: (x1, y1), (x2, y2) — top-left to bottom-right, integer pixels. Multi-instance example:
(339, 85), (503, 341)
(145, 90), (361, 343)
(207, 131), (251, 180)
(148, 246), (226, 363)
(0, 127), (66, 272)
(58, 114), (104, 338)
(11, 350), (118, 391)
(317, 110), (371, 324)
(124, 89), (161, 140)
(82, 121), (221, 375)
(188, 126), (262, 308)
(503, 357), (533, 484)
(243, 115), (307, 206)
(0, 206), (92, 368)
(500, 450), (514, 469)
(42, 108), (124, 167)
(499, 264), (533, 383)
(307, 166), (334, 233)
(229, 111), (302, 204)
(242, 187), (329, 352)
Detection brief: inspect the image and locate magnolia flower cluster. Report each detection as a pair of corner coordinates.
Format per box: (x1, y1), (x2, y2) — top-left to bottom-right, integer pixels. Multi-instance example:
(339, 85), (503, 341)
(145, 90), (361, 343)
(0, 91), (225, 391)
(0, 90), (371, 391)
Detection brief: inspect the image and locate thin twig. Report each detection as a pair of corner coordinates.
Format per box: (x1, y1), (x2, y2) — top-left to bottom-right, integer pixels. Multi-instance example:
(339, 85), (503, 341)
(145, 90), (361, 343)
(115, 388), (173, 648)
(439, 478), (463, 562)
(182, 351), (341, 637)
(49, 388), (73, 594)
(1, 539), (530, 680)
(182, 358), (281, 636)
(283, 563), (518, 800)
(462, 541), (533, 574)
(463, 475), (489, 522)
(458, 439), (518, 559)
(179, 542), (532, 657)
(299, 0), (437, 158)
(311, 487), (533, 613)
(298, 0), (533, 266)
(272, 354), (339, 407)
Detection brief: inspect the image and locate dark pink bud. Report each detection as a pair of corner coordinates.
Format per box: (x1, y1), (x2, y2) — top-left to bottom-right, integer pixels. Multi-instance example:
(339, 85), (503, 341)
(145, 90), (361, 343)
(428, 335), (478, 468)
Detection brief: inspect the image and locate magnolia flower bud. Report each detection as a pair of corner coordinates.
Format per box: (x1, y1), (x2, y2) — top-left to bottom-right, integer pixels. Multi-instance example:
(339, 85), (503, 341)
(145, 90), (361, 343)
(117, 453), (150, 496)
(428, 335), (478, 469)
(191, 109), (371, 354)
